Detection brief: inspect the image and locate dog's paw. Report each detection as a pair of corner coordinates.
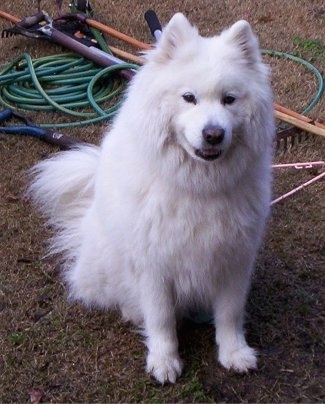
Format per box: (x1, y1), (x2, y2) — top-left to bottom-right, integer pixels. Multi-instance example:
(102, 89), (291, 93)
(146, 352), (183, 384)
(219, 345), (257, 373)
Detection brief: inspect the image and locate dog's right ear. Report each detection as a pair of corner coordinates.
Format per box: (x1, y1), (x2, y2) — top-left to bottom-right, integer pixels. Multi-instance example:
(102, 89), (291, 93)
(150, 13), (198, 64)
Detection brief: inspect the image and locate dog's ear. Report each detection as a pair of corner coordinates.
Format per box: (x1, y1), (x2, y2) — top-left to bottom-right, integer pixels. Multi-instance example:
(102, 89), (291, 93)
(223, 20), (260, 64)
(151, 13), (198, 63)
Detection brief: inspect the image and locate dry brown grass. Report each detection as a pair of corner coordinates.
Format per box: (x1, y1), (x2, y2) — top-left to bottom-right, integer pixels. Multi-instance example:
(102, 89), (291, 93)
(0, 0), (324, 402)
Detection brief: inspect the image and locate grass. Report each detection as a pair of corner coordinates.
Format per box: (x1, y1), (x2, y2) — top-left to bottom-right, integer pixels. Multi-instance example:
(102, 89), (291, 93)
(292, 36), (325, 62)
(0, 0), (324, 402)
(9, 332), (25, 346)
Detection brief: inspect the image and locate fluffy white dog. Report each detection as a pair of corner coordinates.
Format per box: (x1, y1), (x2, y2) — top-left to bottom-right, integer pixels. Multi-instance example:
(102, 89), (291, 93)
(29, 13), (274, 384)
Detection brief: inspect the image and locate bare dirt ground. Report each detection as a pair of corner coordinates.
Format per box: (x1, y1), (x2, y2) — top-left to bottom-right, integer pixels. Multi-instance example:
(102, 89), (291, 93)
(0, 0), (324, 402)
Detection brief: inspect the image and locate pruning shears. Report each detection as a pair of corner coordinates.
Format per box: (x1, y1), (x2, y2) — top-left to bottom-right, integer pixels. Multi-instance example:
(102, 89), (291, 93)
(2, 10), (136, 81)
(0, 108), (82, 149)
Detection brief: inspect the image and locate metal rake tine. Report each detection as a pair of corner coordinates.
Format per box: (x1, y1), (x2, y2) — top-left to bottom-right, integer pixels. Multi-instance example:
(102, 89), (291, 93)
(1, 28), (16, 38)
(275, 125), (310, 152)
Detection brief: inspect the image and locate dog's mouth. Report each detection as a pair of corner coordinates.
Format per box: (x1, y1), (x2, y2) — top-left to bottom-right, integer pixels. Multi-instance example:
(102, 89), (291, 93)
(195, 148), (222, 161)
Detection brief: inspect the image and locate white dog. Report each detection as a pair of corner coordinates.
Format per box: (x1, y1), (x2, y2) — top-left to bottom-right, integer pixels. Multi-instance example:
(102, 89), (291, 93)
(29, 13), (274, 384)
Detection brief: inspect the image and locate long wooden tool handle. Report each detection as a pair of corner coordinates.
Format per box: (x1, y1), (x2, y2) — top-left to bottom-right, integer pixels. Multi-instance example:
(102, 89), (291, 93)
(274, 102), (325, 135)
(108, 45), (145, 64)
(315, 120), (325, 130)
(274, 103), (325, 130)
(275, 110), (325, 138)
(274, 103), (311, 122)
(0, 9), (20, 23)
(86, 18), (151, 51)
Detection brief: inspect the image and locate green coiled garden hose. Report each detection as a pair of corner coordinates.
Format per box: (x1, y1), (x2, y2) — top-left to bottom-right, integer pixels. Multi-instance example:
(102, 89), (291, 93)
(0, 52), (139, 128)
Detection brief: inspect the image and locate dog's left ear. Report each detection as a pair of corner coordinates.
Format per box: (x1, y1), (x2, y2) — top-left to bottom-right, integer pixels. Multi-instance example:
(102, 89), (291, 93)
(151, 13), (198, 63)
(223, 20), (261, 65)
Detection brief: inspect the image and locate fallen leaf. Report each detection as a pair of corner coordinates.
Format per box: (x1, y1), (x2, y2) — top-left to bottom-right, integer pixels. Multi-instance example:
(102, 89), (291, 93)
(6, 193), (20, 202)
(256, 14), (273, 23)
(29, 387), (44, 404)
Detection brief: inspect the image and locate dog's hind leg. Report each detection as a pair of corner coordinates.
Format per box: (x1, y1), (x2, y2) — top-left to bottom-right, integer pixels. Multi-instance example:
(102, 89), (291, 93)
(213, 270), (257, 373)
(65, 209), (126, 310)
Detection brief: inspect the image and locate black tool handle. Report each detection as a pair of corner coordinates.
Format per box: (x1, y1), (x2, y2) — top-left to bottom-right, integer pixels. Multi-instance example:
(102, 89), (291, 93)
(144, 10), (162, 40)
(42, 131), (85, 149)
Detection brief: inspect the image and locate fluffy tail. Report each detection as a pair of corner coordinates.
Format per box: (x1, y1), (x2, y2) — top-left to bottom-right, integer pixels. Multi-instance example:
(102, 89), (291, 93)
(27, 145), (100, 260)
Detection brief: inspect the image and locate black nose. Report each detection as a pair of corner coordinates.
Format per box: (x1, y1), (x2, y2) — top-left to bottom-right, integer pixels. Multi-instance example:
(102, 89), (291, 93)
(202, 125), (225, 145)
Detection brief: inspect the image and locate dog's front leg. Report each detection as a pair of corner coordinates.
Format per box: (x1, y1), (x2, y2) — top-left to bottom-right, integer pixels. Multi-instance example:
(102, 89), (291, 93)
(213, 274), (257, 373)
(140, 273), (183, 384)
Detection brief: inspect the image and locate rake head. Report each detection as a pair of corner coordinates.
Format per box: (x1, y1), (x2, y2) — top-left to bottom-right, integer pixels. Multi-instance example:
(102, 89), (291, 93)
(1, 11), (100, 48)
(275, 126), (310, 151)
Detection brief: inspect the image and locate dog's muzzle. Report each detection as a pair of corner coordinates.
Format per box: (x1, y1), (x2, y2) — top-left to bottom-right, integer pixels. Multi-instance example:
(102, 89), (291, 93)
(195, 125), (225, 161)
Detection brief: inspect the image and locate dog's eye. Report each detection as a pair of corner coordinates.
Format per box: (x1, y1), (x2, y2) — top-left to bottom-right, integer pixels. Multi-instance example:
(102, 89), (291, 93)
(182, 92), (197, 105)
(223, 95), (236, 105)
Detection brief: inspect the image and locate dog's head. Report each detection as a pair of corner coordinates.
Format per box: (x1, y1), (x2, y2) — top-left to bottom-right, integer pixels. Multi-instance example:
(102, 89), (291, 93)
(140, 13), (273, 163)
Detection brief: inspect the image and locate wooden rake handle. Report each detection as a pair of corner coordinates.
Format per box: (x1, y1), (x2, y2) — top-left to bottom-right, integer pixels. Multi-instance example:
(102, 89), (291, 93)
(85, 17), (151, 51)
(274, 103), (325, 138)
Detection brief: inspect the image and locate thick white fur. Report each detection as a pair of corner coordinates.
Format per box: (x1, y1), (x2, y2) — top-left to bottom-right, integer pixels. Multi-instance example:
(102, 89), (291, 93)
(29, 14), (274, 384)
